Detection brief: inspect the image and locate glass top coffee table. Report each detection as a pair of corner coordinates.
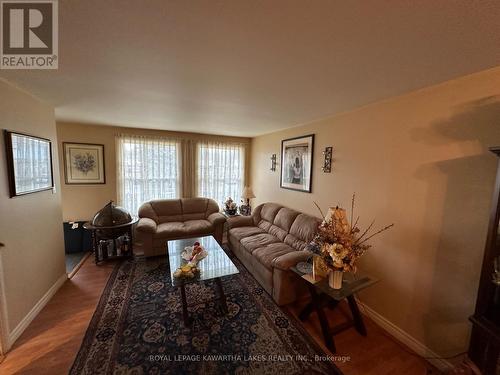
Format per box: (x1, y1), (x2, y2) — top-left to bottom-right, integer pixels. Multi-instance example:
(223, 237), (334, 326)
(291, 263), (379, 353)
(167, 236), (239, 326)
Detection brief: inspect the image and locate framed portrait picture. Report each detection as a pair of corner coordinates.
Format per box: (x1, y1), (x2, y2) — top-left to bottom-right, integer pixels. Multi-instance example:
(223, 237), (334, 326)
(4, 130), (54, 197)
(280, 134), (314, 193)
(63, 142), (105, 184)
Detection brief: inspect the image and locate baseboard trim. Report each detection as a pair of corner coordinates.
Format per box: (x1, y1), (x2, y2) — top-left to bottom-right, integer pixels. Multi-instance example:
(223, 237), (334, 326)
(68, 252), (91, 279)
(7, 273), (67, 350)
(356, 299), (454, 372)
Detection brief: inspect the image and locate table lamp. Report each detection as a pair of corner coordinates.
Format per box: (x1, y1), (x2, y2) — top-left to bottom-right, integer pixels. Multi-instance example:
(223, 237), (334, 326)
(240, 186), (256, 215)
(242, 186), (255, 205)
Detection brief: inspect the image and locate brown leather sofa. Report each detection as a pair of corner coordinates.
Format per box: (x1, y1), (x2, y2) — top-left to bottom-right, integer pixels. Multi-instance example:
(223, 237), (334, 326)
(135, 198), (226, 257)
(227, 202), (320, 306)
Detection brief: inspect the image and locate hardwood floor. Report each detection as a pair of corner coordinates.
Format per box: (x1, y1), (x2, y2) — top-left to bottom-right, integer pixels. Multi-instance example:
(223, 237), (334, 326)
(0, 258), (116, 375)
(0, 256), (440, 375)
(285, 301), (440, 375)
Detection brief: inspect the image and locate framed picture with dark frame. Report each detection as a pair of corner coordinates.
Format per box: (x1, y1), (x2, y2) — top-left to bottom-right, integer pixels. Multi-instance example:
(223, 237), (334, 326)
(280, 134), (314, 193)
(3, 130), (54, 198)
(63, 142), (105, 184)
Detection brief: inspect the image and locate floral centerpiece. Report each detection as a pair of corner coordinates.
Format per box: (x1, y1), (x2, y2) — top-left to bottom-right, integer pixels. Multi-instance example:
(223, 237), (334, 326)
(309, 194), (393, 289)
(223, 197), (238, 215)
(174, 241), (208, 280)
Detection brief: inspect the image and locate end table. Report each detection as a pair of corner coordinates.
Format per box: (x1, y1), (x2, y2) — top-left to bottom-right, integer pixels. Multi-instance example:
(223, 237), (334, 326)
(291, 265), (379, 353)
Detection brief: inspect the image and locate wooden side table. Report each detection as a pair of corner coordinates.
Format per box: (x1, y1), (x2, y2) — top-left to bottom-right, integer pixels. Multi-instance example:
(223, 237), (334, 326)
(291, 265), (379, 352)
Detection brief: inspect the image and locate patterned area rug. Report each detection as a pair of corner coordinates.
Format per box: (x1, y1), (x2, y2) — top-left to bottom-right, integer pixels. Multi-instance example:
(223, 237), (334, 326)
(71, 251), (342, 374)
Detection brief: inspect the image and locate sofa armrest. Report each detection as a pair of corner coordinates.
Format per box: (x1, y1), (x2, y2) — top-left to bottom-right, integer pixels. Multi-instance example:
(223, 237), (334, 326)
(227, 215), (255, 229)
(136, 217), (157, 234)
(207, 212), (226, 226)
(272, 251), (312, 271)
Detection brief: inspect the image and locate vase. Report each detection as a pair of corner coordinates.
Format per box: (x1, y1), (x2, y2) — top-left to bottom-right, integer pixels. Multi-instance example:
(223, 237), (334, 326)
(329, 270), (343, 289)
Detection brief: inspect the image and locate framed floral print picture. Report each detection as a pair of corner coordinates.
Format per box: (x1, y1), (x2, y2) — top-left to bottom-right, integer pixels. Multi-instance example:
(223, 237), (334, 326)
(280, 134), (314, 193)
(63, 142), (105, 184)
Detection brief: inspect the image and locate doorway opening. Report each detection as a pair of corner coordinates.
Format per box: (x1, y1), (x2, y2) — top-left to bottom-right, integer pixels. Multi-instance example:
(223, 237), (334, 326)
(63, 222), (91, 278)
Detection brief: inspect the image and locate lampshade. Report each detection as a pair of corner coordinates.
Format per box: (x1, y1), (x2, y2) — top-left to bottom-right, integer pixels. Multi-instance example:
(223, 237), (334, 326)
(241, 186), (256, 199)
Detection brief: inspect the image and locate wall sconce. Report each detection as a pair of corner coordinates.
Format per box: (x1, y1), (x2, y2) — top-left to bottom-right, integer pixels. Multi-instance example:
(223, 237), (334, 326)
(322, 147), (333, 173)
(270, 154), (277, 171)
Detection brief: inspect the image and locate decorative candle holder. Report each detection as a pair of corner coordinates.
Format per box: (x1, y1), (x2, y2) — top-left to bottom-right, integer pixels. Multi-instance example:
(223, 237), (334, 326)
(322, 147), (333, 173)
(270, 154), (277, 171)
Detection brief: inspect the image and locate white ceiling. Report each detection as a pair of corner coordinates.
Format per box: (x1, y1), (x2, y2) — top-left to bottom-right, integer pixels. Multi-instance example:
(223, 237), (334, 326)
(1, 1), (500, 137)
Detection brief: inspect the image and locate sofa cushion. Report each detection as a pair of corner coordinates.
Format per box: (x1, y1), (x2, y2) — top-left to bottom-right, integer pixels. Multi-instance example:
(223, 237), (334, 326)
(252, 243), (295, 270)
(260, 203), (282, 223)
(183, 212), (206, 221)
(151, 199), (183, 223)
(184, 219), (213, 235)
(289, 213), (320, 243)
(155, 222), (186, 239)
(267, 224), (288, 241)
(229, 226), (266, 241)
(258, 220), (272, 232)
(240, 233), (280, 253)
(154, 219), (213, 239)
(251, 204), (264, 226)
(284, 234), (307, 251)
(180, 198), (207, 221)
(181, 198), (208, 213)
(274, 207), (300, 232)
(151, 199), (182, 215)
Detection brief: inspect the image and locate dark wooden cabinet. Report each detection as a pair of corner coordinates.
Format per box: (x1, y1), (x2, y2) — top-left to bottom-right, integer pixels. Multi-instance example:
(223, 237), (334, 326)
(469, 147), (500, 375)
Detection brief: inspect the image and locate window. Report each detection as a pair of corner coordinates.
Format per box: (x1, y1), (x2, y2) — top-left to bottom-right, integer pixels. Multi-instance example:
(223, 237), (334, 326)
(117, 135), (180, 214)
(197, 142), (245, 206)
(5, 131), (53, 197)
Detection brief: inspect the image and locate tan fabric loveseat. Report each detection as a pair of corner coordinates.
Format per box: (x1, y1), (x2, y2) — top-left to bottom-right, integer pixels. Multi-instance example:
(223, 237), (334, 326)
(227, 202), (320, 306)
(136, 198), (226, 257)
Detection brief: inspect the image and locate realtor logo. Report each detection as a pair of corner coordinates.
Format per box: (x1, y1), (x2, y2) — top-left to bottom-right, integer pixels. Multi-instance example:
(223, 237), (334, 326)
(1, 0), (58, 69)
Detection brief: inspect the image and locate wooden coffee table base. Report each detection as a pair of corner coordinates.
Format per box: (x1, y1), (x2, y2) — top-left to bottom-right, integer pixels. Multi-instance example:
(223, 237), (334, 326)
(178, 277), (229, 327)
(299, 283), (367, 352)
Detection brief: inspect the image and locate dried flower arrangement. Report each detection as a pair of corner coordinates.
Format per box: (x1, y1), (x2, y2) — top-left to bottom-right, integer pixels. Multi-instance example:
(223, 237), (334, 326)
(309, 194), (394, 273)
(223, 197), (238, 215)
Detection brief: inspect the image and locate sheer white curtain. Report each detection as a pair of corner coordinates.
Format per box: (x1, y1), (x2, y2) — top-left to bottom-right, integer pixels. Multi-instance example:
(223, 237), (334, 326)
(197, 141), (245, 206)
(116, 134), (180, 215)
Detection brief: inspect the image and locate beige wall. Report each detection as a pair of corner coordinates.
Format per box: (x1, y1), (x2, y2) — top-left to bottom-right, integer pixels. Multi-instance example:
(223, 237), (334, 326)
(56, 122), (251, 221)
(251, 67), (500, 355)
(0, 79), (66, 348)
